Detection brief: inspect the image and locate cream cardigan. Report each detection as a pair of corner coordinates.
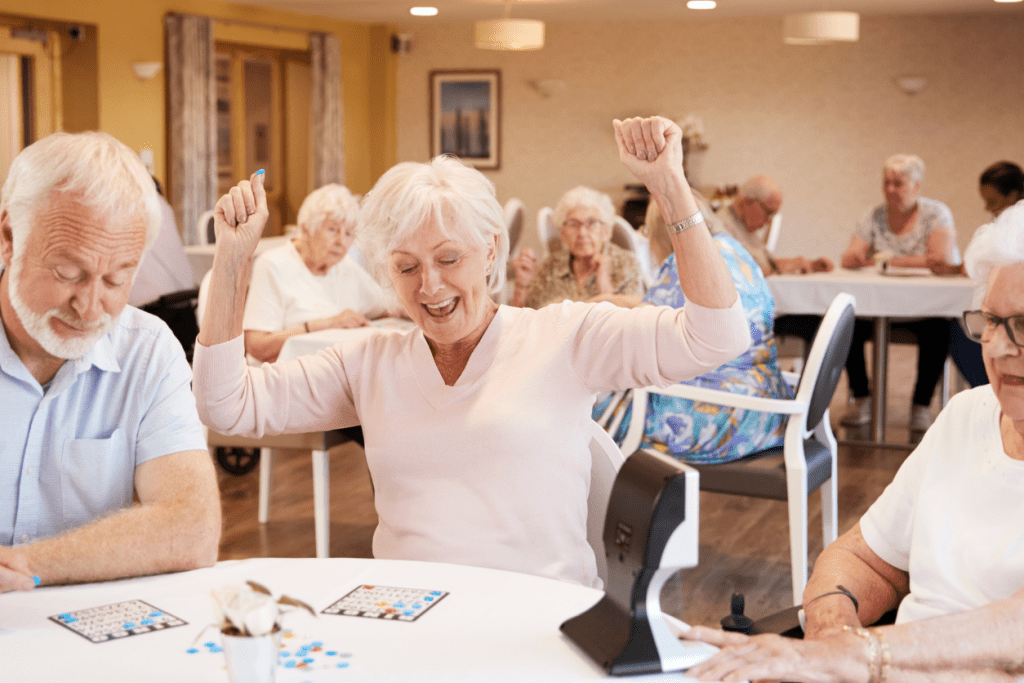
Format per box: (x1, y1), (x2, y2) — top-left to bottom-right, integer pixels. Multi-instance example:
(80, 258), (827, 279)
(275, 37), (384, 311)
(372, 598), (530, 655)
(193, 299), (749, 587)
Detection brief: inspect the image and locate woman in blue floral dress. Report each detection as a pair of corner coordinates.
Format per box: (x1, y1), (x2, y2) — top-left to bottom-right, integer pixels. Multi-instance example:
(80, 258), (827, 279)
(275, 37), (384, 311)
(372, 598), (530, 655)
(593, 201), (792, 464)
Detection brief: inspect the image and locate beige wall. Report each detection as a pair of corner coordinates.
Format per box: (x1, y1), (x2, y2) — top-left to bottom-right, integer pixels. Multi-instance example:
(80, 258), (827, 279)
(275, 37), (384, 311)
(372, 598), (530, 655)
(395, 13), (1024, 263)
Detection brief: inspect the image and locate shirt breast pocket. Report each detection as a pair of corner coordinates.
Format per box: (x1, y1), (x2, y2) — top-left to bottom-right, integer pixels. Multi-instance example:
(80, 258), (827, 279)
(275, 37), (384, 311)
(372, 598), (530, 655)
(60, 429), (132, 529)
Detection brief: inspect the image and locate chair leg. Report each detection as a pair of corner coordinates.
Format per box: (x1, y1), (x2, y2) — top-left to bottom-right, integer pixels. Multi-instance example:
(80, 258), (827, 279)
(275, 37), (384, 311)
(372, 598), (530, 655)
(257, 447), (274, 524)
(785, 469), (809, 606)
(820, 477), (838, 547)
(311, 449), (330, 559)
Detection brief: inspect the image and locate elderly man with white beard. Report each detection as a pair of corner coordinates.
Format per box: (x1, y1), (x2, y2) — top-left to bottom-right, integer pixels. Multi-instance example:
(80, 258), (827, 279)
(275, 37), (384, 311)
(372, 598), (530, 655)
(0, 132), (220, 593)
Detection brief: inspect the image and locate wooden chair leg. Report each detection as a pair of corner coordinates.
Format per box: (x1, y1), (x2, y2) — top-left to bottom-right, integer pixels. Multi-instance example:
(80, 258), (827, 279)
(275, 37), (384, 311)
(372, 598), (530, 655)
(311, 449), (330, 559)
(257, 447), (274, 524)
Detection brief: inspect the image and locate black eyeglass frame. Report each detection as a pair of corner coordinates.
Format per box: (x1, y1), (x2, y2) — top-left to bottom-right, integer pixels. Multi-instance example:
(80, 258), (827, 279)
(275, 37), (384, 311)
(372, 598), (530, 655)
(963, 309), (1024, 348)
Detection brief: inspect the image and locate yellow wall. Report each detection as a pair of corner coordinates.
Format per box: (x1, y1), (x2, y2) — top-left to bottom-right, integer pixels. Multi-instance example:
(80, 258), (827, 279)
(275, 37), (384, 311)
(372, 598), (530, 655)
(0, 0), (397, 196)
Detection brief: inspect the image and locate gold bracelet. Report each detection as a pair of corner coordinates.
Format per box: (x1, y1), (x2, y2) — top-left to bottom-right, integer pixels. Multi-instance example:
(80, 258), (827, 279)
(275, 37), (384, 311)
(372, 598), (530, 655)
(843, 625), (879, 683)
(872, 628), (890, 683)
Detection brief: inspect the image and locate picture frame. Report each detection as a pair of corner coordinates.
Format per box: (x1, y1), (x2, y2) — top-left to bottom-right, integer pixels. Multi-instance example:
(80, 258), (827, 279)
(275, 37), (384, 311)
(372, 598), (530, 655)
(430, 70), (501, 170)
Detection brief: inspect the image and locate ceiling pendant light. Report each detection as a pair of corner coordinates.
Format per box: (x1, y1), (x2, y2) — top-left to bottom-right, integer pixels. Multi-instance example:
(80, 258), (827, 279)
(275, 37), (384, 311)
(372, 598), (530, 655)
(783, 11), (859, 45)
(475, 0), (544, 51)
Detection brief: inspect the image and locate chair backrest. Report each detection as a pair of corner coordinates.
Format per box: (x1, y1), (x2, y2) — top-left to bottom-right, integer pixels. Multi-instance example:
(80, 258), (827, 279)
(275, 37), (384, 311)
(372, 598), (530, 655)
(587, 421), (626, 586)
(764, 212), (783, 253)
(196, 209), (216, 246)
(793, 293), (856, 431)
(536, 206), (558, 258)
(504, 198), (525, 256)
(610, 216), (641, 254)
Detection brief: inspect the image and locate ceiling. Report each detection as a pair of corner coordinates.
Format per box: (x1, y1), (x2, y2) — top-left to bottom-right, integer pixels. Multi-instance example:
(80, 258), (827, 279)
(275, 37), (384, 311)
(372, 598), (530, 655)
(228, 0), (1023, 24)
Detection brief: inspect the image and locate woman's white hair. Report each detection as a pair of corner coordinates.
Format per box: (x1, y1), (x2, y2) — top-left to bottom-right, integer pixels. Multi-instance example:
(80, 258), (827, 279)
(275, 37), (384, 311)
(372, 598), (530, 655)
(0, 131), (161, 258)
(883, 154), (925, 184)
(357, 155), (508, 302)
(552, 186), (616, 239)
(964, 201), (1024, 306)
(297, 183), (359, 238)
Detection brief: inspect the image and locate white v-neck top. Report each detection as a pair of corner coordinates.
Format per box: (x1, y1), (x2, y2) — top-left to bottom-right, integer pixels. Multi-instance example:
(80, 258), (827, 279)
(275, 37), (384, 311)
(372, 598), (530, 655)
(193, 299), (749, 587)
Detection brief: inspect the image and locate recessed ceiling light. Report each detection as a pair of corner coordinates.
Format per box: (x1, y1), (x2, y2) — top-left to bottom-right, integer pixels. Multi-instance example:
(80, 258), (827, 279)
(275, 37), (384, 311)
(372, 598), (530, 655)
(687, 1), (717, 8)
(410, 7), (438, 16)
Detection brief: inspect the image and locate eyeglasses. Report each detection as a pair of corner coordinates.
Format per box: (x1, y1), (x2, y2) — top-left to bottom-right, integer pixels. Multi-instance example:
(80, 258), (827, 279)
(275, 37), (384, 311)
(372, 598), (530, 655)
(562, 218), (605, 232)
(963, 310), (1024, 348)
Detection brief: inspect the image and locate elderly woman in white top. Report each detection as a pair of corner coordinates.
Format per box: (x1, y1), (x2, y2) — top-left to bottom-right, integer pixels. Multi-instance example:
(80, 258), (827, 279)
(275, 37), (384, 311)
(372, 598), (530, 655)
(243, 184), (387, 363)
(683, 211), (1024, 682)
(192, 116), (750, 589)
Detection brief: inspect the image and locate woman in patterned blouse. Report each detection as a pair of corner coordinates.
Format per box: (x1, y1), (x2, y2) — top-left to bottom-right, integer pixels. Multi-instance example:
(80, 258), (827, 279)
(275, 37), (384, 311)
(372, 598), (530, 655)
(509, 186), (645, 309)
(593, 200), (792, 464)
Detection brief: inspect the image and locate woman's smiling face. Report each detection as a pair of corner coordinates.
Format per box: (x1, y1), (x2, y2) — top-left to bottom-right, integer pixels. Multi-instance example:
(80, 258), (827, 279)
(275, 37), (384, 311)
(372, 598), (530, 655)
(388, 216), (496, 349)
(982, 263), (1024, 433)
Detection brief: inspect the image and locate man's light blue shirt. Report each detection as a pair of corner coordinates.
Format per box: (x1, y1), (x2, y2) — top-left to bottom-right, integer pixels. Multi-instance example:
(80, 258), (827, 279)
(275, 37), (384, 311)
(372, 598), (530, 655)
(0, 305), (208, 546)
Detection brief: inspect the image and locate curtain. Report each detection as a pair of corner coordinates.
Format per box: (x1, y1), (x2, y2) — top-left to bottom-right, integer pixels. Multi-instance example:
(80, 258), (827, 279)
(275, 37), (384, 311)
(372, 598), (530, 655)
(310, 32), (344, 188)
(165, 14), (217, 246)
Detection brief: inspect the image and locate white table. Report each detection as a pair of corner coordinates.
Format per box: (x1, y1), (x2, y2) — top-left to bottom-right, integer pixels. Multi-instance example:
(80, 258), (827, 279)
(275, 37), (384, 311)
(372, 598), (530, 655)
(0, 558), (710, 682)
(184, 236), (291, 286)
(278, 318), (416, 362)
(768, 268), (975, 443)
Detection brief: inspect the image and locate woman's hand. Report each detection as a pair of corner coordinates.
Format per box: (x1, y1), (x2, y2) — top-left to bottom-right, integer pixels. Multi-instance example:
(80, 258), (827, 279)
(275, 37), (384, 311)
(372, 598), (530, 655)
(513, 248), (539, 289)
(681, 625), (872, 683)
(594, 252), (614, 294)
(613, 117), (685, 188)
(213, 170), (269, 265)
(325, 309), (370, 330)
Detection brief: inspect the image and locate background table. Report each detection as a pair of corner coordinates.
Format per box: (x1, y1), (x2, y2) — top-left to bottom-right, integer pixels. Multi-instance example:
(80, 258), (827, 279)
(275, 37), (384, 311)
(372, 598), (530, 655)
(0, 558), (714, 682)
(768, 268), (975, 443)
(278, 318), (416, 362)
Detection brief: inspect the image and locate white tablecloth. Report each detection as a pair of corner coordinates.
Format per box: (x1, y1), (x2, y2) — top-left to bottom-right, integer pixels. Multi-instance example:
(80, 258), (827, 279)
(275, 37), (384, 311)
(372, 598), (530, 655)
(278, 318), (416, 362)
(768, 268), (976, 318)
(0, 558), (706, 682)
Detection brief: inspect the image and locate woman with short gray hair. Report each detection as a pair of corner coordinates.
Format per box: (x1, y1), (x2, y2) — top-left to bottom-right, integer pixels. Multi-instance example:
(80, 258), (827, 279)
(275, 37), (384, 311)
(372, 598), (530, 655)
(193, 116), (749, 589)
(510, 185), (644, 309)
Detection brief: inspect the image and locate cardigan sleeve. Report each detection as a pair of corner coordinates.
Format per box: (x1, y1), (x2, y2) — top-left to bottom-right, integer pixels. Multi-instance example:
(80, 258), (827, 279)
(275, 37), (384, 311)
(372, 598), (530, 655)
(192, 335), (360, 438)
(557, 298), (751, 394)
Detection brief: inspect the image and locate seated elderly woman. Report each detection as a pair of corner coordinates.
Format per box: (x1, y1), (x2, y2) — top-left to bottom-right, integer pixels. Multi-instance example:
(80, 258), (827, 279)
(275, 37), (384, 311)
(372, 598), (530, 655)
(839, 154), (960, 434)
(683, 212), (1024, 682)
(509, 186), (645, 309)
(193, 116), (750, 589)
(242, 183), (387, 362)
(593, 200), (792, 463)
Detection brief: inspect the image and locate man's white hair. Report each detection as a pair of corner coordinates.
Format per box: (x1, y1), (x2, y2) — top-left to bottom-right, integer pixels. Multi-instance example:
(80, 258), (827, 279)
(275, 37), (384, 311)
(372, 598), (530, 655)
(296, 183), (360, 238)
(964, 201), (1024, 306)
(0, 131), (161, 258)
(883, 154), (925, 184)
(357, 155), (508, 305)
(552, 186), (616, 236)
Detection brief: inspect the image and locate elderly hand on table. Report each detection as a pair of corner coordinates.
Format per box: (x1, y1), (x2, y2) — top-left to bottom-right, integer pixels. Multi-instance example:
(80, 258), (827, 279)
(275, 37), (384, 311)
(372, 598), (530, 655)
(0, 546), (37, 593)
(680, 625), (873, 683)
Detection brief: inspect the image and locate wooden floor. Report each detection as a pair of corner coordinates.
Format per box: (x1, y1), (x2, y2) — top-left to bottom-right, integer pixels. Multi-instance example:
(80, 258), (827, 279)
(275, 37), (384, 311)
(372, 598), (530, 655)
(216, 343), (955, 628)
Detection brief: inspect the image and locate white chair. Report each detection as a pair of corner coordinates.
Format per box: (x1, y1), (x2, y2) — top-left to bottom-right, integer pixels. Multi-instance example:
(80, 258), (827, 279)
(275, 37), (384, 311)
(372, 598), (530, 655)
(764, 212), (783, 253)
(609, 293), (856, 605)
(195, 209), (216, 246)
(503, 197), (525, 257)
(587, 421), (626, 586)
(195, 266), (349, 559)
(536, 206), (558, 259)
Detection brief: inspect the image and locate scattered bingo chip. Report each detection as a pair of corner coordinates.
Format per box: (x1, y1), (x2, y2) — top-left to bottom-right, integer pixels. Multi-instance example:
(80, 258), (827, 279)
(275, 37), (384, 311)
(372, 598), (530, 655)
(49, 600), (186, 643)
(321, 585), (448, 622)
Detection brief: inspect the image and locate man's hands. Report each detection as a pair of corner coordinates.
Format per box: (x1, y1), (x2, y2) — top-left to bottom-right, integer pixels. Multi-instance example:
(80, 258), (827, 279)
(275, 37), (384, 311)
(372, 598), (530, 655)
(0, 546), (36, 593)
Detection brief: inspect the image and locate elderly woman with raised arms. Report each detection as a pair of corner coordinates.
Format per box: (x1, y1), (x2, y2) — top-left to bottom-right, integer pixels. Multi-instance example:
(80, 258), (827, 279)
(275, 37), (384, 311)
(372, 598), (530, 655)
(682, 211), (1024, 682)
(242, 183), (387, 363)
(192, 116), (749, 588)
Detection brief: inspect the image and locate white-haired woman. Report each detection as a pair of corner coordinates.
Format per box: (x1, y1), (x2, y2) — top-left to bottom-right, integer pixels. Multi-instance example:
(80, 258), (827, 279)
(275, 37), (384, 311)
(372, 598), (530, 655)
(682, 209), (1024, 683)
(839, 154), (960, 433)
(510, 185), (645, 309)
(242, 183), (387, 363)
(192, 116), (749, 589)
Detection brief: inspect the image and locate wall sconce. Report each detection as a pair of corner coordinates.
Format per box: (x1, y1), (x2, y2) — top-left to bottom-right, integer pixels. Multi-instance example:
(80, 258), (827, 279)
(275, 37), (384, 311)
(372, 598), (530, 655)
(894, 75), (927, 95)
(132, 62), (163, 81)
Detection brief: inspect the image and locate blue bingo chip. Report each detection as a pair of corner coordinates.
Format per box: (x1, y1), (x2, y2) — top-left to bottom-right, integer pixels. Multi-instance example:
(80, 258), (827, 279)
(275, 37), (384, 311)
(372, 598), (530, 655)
(187, 648), (199, 654)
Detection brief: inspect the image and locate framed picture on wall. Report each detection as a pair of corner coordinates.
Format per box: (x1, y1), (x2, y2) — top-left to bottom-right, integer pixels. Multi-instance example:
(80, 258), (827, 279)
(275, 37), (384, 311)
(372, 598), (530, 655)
(430, 70), (501, 170)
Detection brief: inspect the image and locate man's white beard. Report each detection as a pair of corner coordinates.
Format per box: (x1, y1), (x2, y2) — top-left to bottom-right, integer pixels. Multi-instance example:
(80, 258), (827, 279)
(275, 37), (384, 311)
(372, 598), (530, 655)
(7, 256), (115, 360)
